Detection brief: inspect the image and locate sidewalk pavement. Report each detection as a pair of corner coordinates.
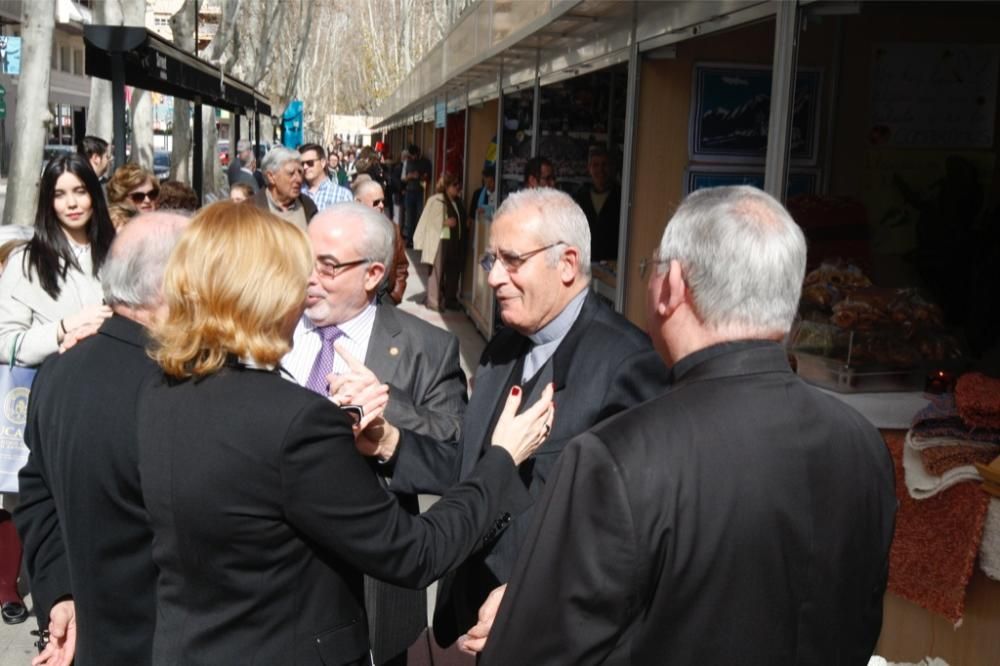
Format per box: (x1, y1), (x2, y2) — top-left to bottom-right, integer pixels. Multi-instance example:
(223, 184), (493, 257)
(0, 247), (486, 666)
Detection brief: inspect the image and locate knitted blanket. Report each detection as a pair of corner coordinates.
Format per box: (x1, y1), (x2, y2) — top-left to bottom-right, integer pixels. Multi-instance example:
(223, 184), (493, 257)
(955, 373), (1000, 430)
(887, 431), (990, 624)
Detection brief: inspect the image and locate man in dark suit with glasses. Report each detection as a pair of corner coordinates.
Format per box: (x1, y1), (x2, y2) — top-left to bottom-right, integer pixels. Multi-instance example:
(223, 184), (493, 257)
(343, 187), (670, 651)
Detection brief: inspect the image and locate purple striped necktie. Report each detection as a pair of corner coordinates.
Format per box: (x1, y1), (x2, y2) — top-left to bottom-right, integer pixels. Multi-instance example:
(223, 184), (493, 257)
(304, 325), (343, 395)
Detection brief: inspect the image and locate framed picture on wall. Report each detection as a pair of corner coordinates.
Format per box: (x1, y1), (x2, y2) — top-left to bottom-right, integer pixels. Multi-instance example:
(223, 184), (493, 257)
(689, 63), (823, 165)
(684, 166), (819, 198)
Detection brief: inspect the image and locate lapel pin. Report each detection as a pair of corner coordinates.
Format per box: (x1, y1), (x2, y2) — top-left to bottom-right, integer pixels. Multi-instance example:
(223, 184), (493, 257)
(389, 346), (400, 357)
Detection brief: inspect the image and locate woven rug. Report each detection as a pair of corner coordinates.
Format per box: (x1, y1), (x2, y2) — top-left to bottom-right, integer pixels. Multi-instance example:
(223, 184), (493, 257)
(885, 430), (990, 624)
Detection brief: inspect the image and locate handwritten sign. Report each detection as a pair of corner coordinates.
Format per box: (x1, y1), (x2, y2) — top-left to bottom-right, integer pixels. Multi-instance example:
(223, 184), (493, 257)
(871, 43), (999, 147)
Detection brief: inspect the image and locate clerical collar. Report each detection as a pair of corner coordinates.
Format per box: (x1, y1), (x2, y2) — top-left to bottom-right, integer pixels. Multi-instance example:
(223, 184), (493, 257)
(669, 339), (777, 384)
(529, 287), (588, 346)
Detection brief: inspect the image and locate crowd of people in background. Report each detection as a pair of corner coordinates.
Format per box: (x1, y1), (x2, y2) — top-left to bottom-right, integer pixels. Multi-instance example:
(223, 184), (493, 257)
(0, 128), (898, 666)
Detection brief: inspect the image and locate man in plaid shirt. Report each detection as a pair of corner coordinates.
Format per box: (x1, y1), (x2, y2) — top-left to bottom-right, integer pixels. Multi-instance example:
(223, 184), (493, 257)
(299, 143), (353, 211)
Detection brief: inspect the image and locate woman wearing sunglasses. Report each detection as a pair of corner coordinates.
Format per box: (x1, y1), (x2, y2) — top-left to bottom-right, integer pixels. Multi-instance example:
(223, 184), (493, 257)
(107, 162), (159, 229)
(0, 153), (115, 625)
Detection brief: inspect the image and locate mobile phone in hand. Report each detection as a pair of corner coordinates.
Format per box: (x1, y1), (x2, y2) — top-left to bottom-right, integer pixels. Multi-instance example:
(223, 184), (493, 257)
(341, 404), (364, 426)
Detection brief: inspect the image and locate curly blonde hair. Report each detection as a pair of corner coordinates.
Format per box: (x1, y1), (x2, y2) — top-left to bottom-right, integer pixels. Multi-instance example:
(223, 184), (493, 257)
(150, 201), (312, 378)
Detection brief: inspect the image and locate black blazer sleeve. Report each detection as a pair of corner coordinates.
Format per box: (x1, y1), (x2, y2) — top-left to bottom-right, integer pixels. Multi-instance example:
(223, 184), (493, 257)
(280, 399), (520, 589)
(14, 362), (72, 629)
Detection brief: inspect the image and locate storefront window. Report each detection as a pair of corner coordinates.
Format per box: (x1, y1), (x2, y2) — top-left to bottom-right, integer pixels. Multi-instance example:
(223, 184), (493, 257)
(537, 63), (627, 268)
(499, 86), (534, 200)
(787, 2), (999, 367)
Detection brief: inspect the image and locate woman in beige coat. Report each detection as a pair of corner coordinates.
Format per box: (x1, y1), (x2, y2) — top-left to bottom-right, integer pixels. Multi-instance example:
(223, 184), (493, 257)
(412, 173), (463, 311)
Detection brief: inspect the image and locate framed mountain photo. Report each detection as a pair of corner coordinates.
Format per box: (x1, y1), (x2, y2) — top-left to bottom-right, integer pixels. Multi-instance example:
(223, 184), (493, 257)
(690, 63), (822, 165)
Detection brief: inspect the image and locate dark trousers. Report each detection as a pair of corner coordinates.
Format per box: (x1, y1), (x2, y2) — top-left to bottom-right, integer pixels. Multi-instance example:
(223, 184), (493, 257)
(0, 510), (22, 603)
(403, 189), (424, 242)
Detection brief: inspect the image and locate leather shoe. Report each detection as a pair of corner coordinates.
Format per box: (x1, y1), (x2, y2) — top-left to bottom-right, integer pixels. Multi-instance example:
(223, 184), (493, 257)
(1, 601), (28, 625)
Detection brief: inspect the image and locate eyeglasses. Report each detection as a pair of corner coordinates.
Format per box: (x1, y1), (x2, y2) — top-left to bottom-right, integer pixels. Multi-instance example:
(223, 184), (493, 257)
(301, 159), (320, 168)
(128, 189), (159, 204)
(638, 256), (669, 280)
(480, 242), (565, 273)
(314, 257), (371, 279)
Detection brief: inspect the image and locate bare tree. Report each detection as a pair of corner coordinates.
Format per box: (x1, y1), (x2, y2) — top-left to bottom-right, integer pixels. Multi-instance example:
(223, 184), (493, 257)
(2, 0), (55, 227)
(84, 0), (123, 143)
(169, 0), (200, 182)
(200, 0), (242, 197)
(122, 0), (153, 169)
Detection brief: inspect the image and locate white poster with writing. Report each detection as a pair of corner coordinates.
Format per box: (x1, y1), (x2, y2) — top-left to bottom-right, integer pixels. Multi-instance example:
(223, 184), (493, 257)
(871, 43), (999, 148)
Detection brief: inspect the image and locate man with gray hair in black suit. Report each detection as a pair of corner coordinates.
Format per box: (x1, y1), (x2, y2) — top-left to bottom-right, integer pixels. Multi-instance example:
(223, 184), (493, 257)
(16, 212), (189, 666)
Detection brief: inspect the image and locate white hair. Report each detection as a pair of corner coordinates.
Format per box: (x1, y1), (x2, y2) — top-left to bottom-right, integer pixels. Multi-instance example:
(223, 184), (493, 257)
(260, 146), (301, 175)
(494, 187), (591, 276)
(102, 212), (189, 308)
(322, 202), (395, 270)
(657, 185), (806, 336)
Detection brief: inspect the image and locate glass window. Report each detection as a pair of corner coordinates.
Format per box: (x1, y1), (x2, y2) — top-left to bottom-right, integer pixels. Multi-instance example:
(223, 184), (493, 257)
(60, 45), (70, 73)
(787, 2), (999, 366)
(73, 49), (83, 75)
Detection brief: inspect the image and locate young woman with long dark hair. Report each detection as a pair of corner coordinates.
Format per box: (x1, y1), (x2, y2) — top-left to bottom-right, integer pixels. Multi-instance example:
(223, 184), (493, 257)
(0, 152), (115, 625)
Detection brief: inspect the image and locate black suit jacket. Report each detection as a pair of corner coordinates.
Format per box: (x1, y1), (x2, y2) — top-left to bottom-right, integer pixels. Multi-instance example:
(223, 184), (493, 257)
(389, 290), (671, 645)
(15, 315), (159, 665)
(573, 183), (622, 262)
(481, 341), (897, 665)
(136, 363), (520, 666)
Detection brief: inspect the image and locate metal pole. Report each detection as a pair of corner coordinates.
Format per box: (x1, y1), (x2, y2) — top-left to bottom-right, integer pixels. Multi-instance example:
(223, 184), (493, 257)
(494, 65), (505, 204)
(233, 110), (241, 147)
(441, 93), (447, 180)
(254, 108), (261, 158)
(763, 0), (801, 200)
(462, 82), (470, 194)
(530, 49), (541, 157)
(111, 53), (127, 168)
(193, 100), (203, 203)
(615, 8), (641, 313)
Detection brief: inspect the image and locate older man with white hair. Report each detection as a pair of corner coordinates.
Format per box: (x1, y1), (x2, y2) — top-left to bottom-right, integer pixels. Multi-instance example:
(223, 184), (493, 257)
(468, 185), (897, 665)
(253, 146), (317, 230)
(348, 187), (670, 650)
(15, 212), (189, 666)
(281, 202), (468, 665)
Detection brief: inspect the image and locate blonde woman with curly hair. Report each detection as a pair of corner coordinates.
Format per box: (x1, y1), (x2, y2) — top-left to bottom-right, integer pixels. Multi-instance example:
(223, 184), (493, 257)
(136, 201), (552, 664)
(106, 163), (159, 228)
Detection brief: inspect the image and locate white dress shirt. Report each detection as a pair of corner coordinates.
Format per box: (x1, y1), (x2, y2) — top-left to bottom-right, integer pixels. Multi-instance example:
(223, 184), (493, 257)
(281, 301), (378, 387)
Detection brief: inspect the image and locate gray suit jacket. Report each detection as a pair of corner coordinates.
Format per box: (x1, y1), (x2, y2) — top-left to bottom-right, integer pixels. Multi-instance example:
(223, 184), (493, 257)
(361, 304), (467, 663)
(366, 304), (466, 445)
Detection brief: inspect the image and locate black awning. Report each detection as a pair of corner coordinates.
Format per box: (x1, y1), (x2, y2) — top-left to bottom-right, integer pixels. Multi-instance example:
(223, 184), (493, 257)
(84, 25), (271, 116)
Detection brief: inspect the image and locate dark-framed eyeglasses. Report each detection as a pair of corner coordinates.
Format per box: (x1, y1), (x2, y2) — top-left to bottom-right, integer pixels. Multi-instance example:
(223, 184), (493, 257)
(301, 159), (320, 168)
(638, 256), (669, 280)
(128, 189), (159, 204)
(480, 242), (565, 274)
(314, 257), (371, 279)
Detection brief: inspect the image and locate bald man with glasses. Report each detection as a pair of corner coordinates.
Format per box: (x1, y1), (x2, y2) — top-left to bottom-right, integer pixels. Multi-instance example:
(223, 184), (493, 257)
(339, 188), (670, 651)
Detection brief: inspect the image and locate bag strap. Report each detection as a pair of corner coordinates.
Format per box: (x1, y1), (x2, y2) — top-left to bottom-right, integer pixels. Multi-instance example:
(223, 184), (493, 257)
(9, 332), (24, 368)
